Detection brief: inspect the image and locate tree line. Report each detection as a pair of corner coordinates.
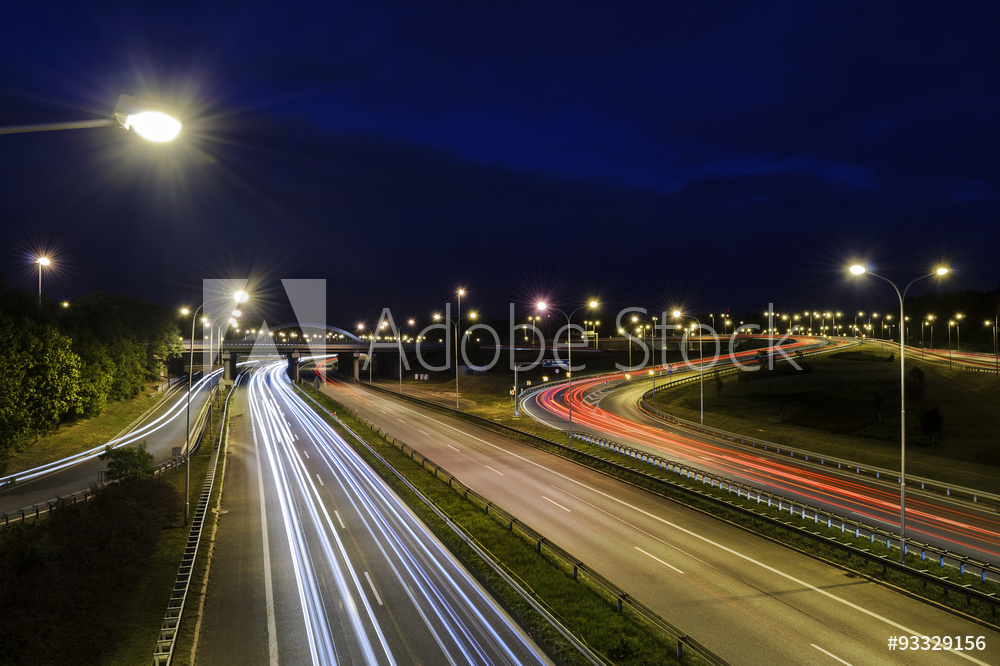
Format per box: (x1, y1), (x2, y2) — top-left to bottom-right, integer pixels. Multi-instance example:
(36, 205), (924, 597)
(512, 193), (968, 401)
(0, 284), (183, 472)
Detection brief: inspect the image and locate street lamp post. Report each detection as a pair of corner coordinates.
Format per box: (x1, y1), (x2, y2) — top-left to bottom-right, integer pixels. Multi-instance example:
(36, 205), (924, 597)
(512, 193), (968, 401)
(673, 310), (704, 424)
(987, 315), (999, 375)
(35, 256), (50, 310)
(456, 289), (465, 409)
(357, 324), (373, 383)
(182, 289), (248, 526)
(536, 300), (597, 441)
(433, 309), (477, 409)
(849, 264), (948, 563)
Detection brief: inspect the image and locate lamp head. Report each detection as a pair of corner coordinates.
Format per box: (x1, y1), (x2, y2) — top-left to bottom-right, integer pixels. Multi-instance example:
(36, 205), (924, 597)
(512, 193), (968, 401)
(112, 94), (181, 142)
(234, 290), (249, 303)
(37, 256), (50, 266)
(849, 264), (866, 275)
(536, 301), (547, 311)
(935, 267), (949, 276)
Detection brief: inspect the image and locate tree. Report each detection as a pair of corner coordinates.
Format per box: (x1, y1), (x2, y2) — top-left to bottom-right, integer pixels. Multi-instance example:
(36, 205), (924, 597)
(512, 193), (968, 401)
(99, 442), (155, 483)
(919, 407), (944, 446)
(908, 366), (927, 403)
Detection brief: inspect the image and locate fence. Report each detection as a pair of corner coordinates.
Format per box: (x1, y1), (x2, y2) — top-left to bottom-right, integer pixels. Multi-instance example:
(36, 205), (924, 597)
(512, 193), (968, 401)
(151, 373), (241, 665)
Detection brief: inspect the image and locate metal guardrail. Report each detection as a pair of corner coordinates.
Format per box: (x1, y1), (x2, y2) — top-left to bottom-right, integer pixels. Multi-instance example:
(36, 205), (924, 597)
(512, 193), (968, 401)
(1, 384), (218, 528)
(638, 388), (1000, 507)
(298, 385), (729, 665)
(346, 376), (1000, 623)
(151, 375), (240, 665)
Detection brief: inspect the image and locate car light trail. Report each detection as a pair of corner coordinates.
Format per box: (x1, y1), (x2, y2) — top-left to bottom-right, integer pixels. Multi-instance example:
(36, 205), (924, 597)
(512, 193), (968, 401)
(0, 369), (222, 486)
(248, 362), (546, 665)
(527, 341), (1000, 562)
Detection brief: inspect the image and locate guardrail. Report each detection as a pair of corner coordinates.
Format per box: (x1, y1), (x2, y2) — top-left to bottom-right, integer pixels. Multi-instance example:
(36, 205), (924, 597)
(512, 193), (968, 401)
(637, 388), (1000, 507)
(151, 374), (240, 665)
(298, 385), (729, 665)
(344, 376), (1000, 623)
(1, 384), (219, 528)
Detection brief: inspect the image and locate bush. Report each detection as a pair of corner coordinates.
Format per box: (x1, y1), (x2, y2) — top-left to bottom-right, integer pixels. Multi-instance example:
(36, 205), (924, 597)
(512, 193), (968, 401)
(0, 479), (180, 664)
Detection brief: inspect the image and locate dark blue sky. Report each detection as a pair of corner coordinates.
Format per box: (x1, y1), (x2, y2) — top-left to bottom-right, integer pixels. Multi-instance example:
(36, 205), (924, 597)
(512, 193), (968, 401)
(1, 2), (997, 327)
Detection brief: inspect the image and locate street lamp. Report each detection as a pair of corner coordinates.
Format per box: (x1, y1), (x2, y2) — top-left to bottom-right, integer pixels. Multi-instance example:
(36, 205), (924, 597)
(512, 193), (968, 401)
(536, 300), (597, 441)
(849, 263), (948, 563)
(456, 289), (465, 409)
(1, 94), (181, 142)
(948, 314), (963, 368)
(921, 315), (935, 358)
(986, 316), (999, 375)
(673, 310), (704, 424)
(182, 289), (248, 525)
(433, 308), (477, 408)
(35, 256), (50, 310)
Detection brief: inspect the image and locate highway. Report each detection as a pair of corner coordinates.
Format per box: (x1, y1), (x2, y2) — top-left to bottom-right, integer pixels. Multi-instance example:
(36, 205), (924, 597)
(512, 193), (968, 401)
(0, 371), (219, 518)
(197, 362), (549, 665)
(313, 373), (1000, 665)
(520, 343), (1000, 564)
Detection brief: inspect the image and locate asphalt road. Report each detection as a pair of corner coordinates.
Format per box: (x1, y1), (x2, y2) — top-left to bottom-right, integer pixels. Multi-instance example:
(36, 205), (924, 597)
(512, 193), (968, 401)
(521, 364), (1000, 565)
(197, 363), (550, 665)
(319, 376), (1000, 665)
(0, 372), (217, 518)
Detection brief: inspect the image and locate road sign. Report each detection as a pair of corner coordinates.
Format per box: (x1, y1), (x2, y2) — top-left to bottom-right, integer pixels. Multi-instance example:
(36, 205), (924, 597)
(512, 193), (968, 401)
(542, 359), (569, 368)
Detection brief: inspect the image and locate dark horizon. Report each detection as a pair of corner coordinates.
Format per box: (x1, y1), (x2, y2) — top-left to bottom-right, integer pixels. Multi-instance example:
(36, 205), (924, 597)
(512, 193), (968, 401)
(2, 2), (997, 329)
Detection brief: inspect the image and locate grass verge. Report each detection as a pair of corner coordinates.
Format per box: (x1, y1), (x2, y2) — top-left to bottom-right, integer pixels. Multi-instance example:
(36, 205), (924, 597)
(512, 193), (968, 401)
(4, 383), (169, 476)
(347, 377), (1000, 628)
(297, 383), (705, 666)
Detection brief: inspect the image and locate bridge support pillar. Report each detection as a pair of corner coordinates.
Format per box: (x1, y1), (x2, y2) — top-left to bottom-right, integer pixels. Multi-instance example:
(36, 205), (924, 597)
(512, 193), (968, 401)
(338, 352), (360, 380)
(285, 352), (300, 381)
(227, 352), (240, 380)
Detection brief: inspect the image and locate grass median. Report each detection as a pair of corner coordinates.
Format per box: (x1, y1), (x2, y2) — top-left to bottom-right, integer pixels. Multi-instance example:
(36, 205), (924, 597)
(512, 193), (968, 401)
(296, 382), (703, 666)
(352, 372), (1000, 627)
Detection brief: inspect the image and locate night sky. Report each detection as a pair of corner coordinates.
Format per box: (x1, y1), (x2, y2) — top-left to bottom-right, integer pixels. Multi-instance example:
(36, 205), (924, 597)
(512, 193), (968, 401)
(1, 2), (997, 329)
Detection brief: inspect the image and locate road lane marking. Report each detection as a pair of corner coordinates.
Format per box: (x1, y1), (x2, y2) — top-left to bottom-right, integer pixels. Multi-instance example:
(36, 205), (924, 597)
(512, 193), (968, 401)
(303, 450), (309, 459)
(335, 510), (346, 530)
(364, 572), (383, 606)
(484, 465), (504, 476)
(559, 487), (713, 567)
(635, 546), (683, 574)
(392, 408), (990, 664)
(250, 406), (279, 665)
(811, 644), (851, 664)
(446, 444), (460, 452)
(316, 474), (324, 486)
(417, 429), (429, 435)
(542, 496), (571, 512)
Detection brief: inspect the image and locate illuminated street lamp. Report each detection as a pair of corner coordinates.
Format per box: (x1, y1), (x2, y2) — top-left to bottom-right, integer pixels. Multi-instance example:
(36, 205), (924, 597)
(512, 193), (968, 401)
(673, 310), (704, 424)
(986, 316), (999, 375)
(433, 307), (477, 408)
(357, 323), (375, 384)
(536, 300), (597, 441)
(849, 263), (948, 563)
(0, 94), (181, 142)
(921, 315), (935, 359)
(35, 256), (50, 310)
(181, 289), (248, 525)
(948, 314), (963, 368)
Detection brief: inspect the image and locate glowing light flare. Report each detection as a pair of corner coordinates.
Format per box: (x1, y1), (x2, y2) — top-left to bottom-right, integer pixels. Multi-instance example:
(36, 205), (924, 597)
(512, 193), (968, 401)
(119, 110), (181, 142)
